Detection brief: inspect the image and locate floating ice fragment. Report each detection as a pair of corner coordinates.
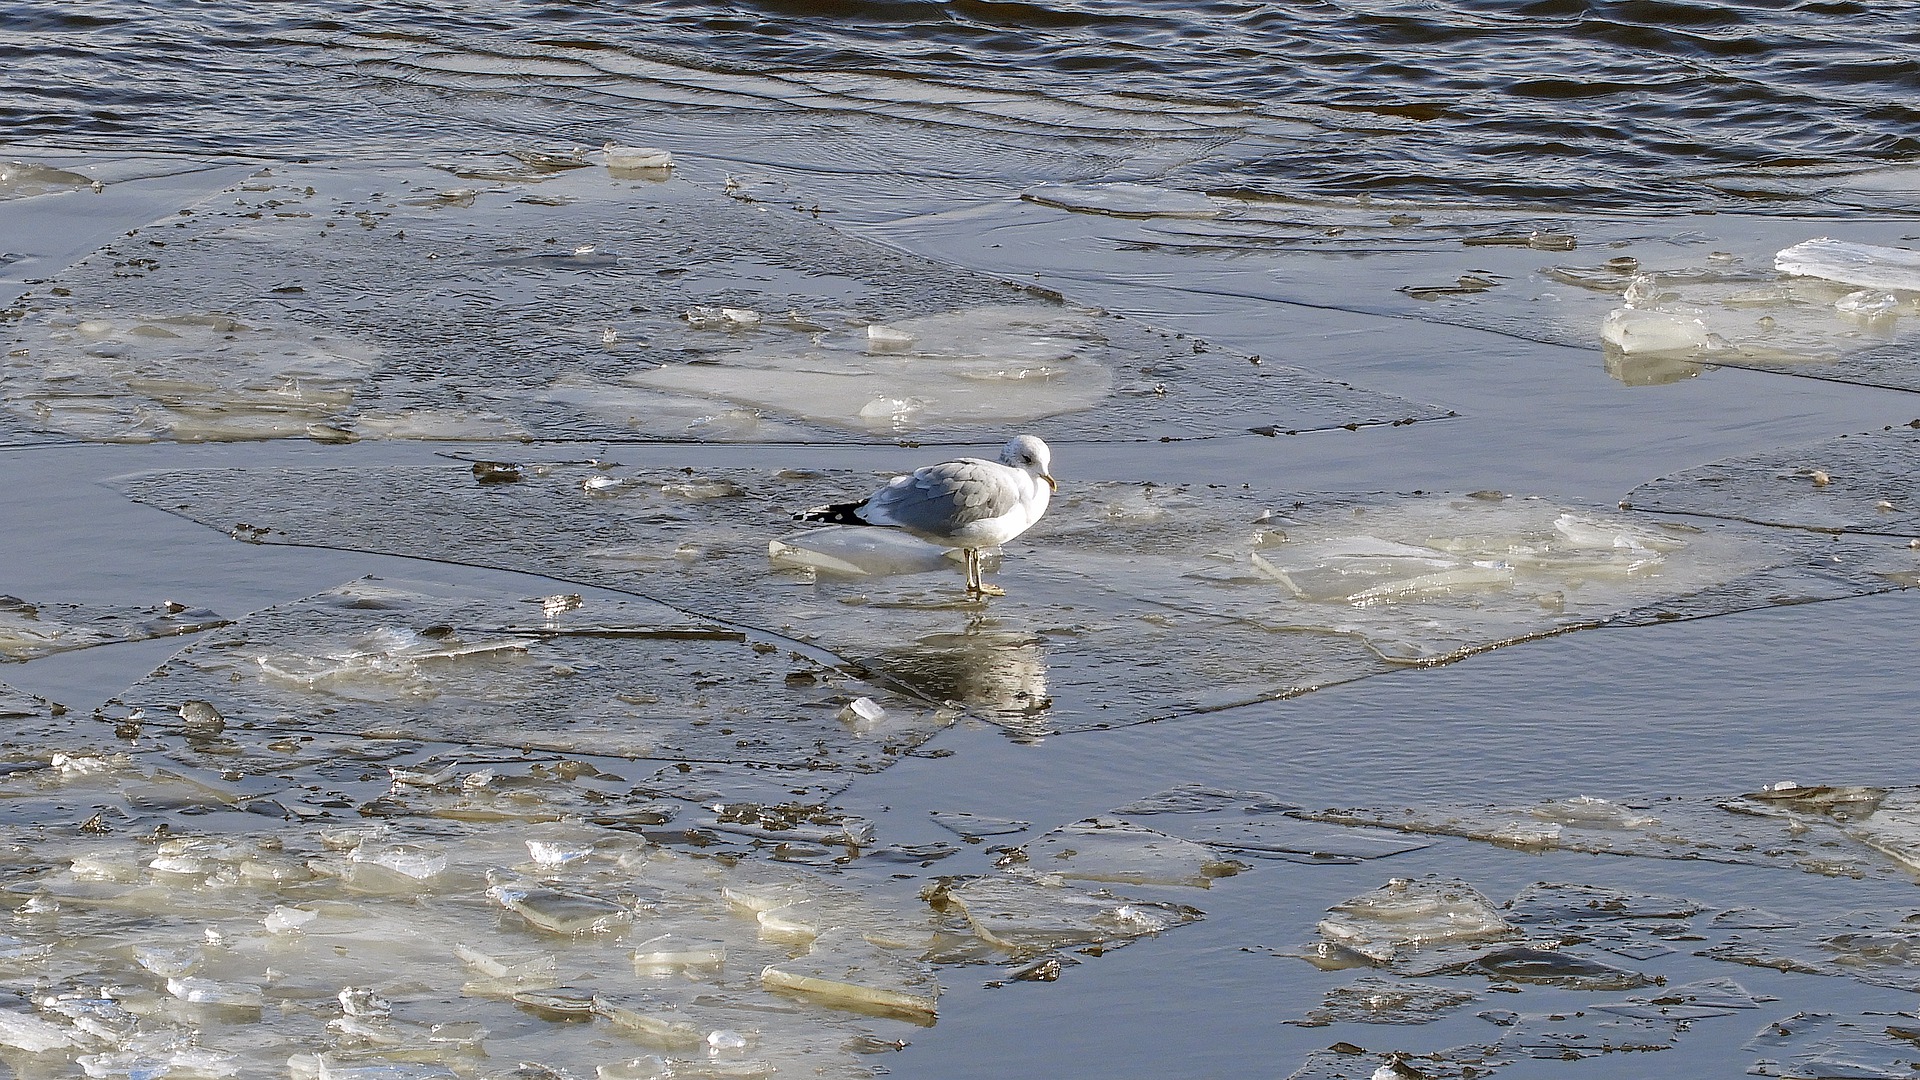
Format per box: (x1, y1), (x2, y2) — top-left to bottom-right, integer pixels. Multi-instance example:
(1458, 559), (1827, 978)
(598, 1057), (672, 1080)
(1776, 237), (1920, 292)
(604, 145), (673, 171)
(760, 928), (939, 1019)
(80, 1047), (241, 1079)
(453, 942), (559, 992)
(683, 306), (761, 330)
(1600, 306), (1710, 355)
(1012, 817), (1244, 888)
(840, 697), (887, 731)
(488, 883), (631, 935)
(590, 996), (705, 1050)
(165, 976), (264, 1008)
(631, 934), (726, 975)
(929, 811), (1030, 839)
(0, 1007), (77, 1052)
(1834, 289), (1901, 318)
(338, 986), (392, 1019)
(1293, 975), (1479, 1027)
(940, 876), (1202, 954)
(866, 324), (916, 352)
(264, 905), (317, 934)
(1317, 878), (1518, 964)
(526, 838), (594, 868)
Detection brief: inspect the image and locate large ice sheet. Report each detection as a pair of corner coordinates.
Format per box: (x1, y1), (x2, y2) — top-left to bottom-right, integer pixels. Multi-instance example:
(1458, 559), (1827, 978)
(0, 157), (1440, 446)
(116, 463), (1909, 735)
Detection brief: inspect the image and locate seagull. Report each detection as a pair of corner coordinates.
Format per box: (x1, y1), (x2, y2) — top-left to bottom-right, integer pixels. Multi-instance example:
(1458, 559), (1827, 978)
(795, 435), (1058, 598)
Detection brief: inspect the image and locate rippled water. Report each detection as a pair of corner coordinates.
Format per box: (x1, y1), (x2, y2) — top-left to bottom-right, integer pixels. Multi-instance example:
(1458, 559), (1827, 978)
(6, 0), (1920, 212)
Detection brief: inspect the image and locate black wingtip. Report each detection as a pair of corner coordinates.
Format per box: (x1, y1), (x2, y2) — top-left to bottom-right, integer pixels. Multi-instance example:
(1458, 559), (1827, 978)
(793, 499), (869, 525)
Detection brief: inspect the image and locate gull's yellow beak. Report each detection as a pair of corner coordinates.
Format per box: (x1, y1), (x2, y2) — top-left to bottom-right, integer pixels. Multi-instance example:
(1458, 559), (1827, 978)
(1043, 473), (1058, 492)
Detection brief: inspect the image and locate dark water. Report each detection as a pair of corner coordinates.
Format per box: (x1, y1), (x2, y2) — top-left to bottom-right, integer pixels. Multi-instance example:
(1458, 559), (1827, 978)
(6, 0), (1920, 212)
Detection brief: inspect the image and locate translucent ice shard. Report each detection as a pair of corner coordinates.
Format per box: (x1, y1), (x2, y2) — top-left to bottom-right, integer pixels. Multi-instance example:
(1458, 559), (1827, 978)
(631, 934), (726, 975)
(760, 928), (940, 1019)
(1600, 306), (1710, 355)
(1776, 237), (1920, 292)
(939, 875), (1202, 955)
(1316, 878), (1518, 964)
(0, 1007), (78, 1052)
(1010, 817), (1244, 888)
(488, 882), (632, 935)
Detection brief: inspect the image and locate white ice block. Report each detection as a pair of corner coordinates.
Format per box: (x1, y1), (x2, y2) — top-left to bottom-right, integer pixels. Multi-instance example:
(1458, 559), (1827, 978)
(1776, 237), (1920, 292)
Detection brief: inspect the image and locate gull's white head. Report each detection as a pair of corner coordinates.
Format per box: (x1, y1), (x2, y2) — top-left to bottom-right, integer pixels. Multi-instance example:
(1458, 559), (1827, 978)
(1000, 434), (1057, 492)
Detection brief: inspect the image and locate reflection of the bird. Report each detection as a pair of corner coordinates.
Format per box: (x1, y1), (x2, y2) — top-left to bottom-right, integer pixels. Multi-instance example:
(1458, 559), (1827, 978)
(870, 628), (1051, 730)
(1602, 343), (1704, 386)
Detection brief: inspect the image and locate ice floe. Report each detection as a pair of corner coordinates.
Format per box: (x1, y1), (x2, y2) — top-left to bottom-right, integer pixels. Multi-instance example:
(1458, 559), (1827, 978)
(0, 159), (1438, 447)
(115, 464), (1910, 736)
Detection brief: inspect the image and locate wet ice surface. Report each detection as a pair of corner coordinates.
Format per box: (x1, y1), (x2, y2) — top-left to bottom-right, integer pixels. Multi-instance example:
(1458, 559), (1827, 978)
(115, 462), (1913, 734)
(0, 596), (226, 662)
(896, 194), (1920, 393)
(0, 158), (1440, 447)
(1624, 428), (1920, 539)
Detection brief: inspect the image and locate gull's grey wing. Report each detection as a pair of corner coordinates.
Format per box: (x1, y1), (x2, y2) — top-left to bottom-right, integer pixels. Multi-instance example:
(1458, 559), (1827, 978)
(862, 458), (1018, 537)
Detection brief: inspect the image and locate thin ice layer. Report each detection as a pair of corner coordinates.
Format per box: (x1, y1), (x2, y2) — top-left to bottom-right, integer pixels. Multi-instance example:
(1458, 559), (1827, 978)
(1624, 428), (1920, 539)
(1009, 816), (1244, 888)
(104, 578), (948, 776)
(116, 465), (1906, 735)
(0, 159), (1439, 446)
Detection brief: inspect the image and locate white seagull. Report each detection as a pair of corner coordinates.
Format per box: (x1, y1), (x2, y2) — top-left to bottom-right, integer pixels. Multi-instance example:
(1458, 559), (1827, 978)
(796, 435), (1058, 598)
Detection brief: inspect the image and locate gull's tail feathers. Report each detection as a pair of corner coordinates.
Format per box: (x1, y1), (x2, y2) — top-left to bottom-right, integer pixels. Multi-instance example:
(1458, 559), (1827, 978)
(793, 499), (871, 526)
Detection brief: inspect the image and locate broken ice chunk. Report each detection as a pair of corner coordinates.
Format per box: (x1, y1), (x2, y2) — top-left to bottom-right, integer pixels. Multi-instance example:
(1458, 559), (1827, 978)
(1293, 975), (1478, 1027)
(165, 976), (264, 1008)
(1316, 878), (1518, 964)
(866, 324), (917, 353)
(590, 996), (705, 1050)
(940, 876), (1202, 954)
(1600, 306), (1710, 354)
(1835, 289), (1901, 318)
(0, 1008), (78, 1052)
(1011, 817), (1244, 888)
(683, 306), (761, 330)
(760, 928), (939, 1019)
(1776, 237), (1920, 292)
(488, 883), (631, 935)
(768, 526), (955, 578)
(454, 942), (559, 994)
(264, 905), (317, 934)
(604, 145), (673, 172)
(631, 933), (726, 975)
